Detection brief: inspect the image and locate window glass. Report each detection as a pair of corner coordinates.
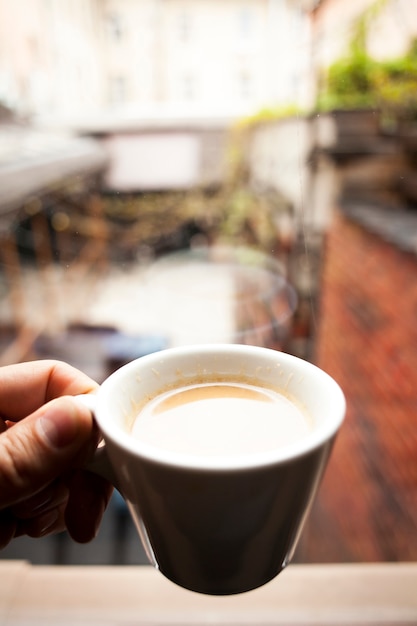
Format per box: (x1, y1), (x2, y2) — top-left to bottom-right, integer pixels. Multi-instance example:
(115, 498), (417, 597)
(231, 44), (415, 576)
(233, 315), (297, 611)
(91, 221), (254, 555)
(0, 0), (416, 578)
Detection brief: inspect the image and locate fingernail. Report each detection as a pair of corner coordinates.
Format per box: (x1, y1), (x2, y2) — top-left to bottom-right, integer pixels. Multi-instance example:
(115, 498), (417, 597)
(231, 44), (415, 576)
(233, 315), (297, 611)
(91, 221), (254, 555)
(37, 399), (80, 449)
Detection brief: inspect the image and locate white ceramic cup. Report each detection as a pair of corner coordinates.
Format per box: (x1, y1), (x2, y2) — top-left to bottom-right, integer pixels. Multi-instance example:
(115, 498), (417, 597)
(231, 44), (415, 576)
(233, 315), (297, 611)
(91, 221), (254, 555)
(80, 344), (345, 595)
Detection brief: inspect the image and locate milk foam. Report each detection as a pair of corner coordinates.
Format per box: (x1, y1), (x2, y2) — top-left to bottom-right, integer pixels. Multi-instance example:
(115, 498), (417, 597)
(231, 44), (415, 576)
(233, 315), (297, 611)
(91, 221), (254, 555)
(131, 382), (312, 457)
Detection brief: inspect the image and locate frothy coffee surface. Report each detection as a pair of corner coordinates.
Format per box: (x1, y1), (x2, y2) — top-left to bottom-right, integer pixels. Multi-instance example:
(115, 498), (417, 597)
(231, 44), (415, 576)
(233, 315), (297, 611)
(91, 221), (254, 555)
(131, 382), (312, 457)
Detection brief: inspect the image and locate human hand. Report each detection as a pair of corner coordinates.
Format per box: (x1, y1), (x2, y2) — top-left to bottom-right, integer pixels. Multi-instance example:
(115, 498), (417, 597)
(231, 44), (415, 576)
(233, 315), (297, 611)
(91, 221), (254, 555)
(0, 360), (113, 549)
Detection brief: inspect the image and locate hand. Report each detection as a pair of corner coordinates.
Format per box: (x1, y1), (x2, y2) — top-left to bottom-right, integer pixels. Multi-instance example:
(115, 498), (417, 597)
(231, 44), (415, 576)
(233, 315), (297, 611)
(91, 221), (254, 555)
(0, 360), (113, 549)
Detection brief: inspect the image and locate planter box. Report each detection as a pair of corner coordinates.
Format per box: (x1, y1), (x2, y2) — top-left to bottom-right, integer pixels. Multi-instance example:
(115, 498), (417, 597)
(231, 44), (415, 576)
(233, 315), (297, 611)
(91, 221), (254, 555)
(398, 174), (417, 206)
(331, 108), (381, 138)
(312, 109), (382, 154)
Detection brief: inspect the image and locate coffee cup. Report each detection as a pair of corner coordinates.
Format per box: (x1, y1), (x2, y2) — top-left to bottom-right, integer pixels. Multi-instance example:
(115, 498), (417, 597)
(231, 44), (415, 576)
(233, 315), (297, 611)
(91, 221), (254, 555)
(79, 344), (345, 595)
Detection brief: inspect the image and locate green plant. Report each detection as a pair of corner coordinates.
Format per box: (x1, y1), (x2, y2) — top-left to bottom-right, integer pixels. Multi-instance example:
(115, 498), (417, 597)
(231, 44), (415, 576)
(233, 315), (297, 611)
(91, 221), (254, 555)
(375, 39), (417, 124)
(237, 103), (302, 127)
(317, 51), (380, 111)
(316, 0), (387, 112)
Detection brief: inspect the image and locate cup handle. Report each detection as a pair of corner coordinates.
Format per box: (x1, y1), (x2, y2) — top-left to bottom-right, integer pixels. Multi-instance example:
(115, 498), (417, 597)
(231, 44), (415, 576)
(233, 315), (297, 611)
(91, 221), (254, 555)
(75, 394), (120, 488)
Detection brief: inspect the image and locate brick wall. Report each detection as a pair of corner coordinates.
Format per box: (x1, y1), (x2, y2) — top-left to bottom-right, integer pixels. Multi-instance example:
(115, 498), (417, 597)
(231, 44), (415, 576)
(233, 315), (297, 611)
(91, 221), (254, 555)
(295, 209), (417, 562)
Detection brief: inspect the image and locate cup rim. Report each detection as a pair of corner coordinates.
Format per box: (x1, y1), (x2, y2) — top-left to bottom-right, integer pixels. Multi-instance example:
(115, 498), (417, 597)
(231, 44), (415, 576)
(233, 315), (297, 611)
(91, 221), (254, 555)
(94, 344), (346, 471)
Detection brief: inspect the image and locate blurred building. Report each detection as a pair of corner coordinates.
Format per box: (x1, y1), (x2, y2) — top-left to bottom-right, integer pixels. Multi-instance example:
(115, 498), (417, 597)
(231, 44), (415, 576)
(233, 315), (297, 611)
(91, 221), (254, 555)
(0, 0), (103, 117)
(100, 0), (313, 112)
(2, 0), (417, 121)
(0, 0), (315, 121)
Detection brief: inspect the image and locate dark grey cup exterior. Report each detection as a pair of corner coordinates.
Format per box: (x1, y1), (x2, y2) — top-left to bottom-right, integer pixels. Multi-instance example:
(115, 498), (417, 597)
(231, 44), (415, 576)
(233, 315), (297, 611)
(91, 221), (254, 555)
(111, 437), (334, 595)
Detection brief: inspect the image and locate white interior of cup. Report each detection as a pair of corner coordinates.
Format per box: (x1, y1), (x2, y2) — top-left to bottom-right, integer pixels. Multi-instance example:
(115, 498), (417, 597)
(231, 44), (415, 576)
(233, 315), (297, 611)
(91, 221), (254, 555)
(94, 344), (346, 470)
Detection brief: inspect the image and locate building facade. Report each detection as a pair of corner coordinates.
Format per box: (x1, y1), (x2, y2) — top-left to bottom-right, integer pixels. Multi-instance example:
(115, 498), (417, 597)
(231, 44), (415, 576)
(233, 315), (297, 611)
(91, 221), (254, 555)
(0, 0), (103, 117)
(0, 0), (313, 120)
(1, 0), (417, 121)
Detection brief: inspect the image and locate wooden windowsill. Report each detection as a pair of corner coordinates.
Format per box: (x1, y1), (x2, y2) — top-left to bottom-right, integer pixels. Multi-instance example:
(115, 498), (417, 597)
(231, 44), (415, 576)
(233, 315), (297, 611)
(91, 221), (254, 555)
(1, 561), (416, 625)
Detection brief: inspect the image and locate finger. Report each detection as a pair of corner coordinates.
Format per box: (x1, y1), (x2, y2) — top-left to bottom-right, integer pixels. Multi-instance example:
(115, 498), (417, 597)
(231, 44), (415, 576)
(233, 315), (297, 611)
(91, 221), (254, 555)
(17, 502), (67, 539)
(11, 482), (69, 519)
(24, 503), (66, 538)
(65, 470), (113, 543)
(0, 360), (98, 422)
(0, 509), (17, 549)
(0, 396), (94, 510)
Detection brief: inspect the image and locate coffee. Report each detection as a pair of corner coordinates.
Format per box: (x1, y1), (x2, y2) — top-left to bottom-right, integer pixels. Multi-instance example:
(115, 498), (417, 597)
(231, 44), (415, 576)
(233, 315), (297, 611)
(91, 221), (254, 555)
(131, 381), (313, 457)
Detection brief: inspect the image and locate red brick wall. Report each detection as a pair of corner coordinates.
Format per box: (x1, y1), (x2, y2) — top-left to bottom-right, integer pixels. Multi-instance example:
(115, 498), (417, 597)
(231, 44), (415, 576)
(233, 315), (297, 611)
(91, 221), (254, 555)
(295, 209), (417, 562)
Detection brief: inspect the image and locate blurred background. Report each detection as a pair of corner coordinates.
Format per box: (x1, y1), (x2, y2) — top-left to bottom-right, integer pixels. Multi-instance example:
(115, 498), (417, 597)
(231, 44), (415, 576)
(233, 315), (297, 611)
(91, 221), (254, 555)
(0, 0), (417, 568)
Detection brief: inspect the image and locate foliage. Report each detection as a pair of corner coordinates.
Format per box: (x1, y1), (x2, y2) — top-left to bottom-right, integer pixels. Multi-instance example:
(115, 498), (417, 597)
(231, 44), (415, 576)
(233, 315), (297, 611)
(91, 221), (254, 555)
(315, 0), (417, 123)
(237, 104), (302, 128)
(348, 0), (388, 57)
(316, 0), (388, 112)
(316, 51), (380, 111)
(317, 25), (417, 123)
(375, 40), (417, 123)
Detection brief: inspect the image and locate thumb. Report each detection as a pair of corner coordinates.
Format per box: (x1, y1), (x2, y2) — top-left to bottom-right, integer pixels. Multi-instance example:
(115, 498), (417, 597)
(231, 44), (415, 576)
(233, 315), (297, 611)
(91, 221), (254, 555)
(0, 397), (95, 510)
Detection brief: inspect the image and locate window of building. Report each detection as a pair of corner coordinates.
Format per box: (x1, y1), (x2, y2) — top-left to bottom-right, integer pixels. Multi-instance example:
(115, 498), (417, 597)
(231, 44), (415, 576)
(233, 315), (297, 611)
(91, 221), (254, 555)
(237, 70), (252, 99)
(237, 6), (254, 41)
(109, 75), (126, 103)
(177, 9), (192, 42)
(182, 72), (196, 100)
(106, 13), (124, 42)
